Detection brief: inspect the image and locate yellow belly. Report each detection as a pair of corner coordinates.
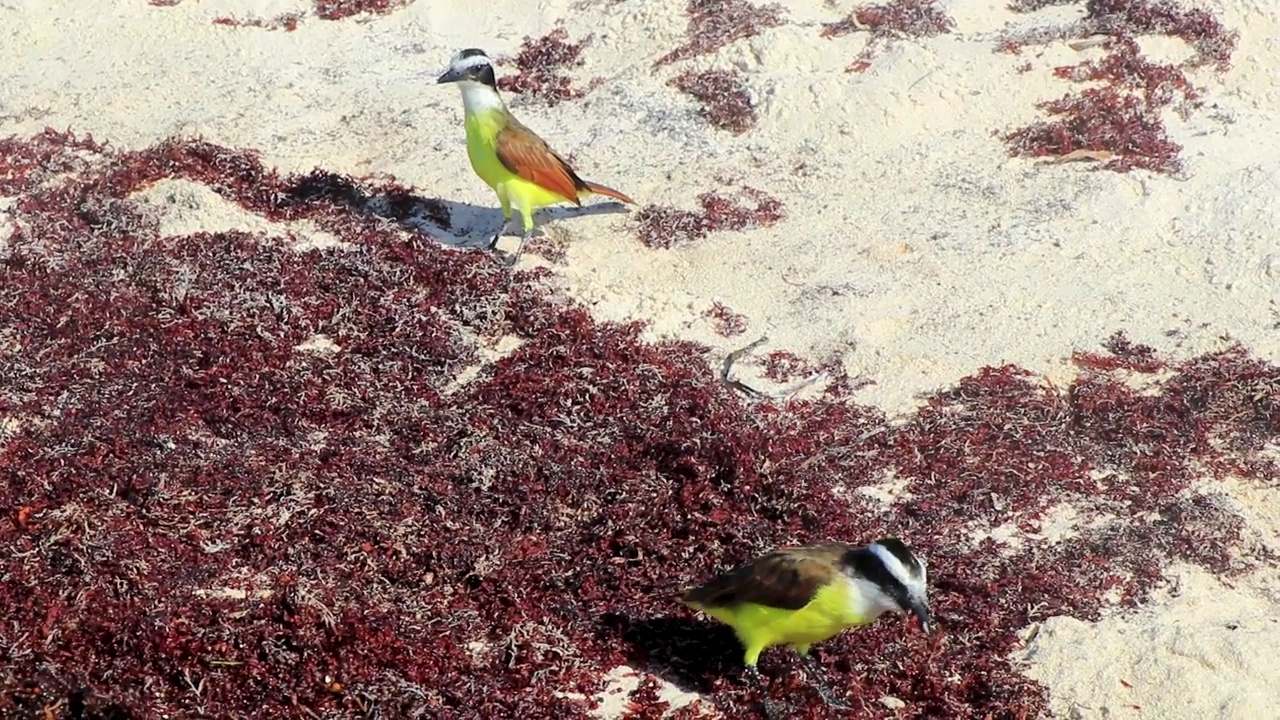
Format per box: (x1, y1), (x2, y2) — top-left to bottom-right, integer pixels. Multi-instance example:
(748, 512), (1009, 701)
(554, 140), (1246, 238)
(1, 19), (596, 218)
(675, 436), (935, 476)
(697, 581), (871, 666)
(464, 113), (573, 231)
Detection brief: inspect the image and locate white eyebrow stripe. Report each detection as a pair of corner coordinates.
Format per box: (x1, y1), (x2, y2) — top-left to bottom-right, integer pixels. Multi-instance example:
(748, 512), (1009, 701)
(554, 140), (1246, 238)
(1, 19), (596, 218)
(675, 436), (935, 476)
(868, 542), (925, 595)
(450, 53), (492, 72)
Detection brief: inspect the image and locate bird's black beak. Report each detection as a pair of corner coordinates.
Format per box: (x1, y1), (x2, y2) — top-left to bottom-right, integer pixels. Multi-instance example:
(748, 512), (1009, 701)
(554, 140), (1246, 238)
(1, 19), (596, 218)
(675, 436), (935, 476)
(909, 599), (933, 634)
(437, 67), (463, 84)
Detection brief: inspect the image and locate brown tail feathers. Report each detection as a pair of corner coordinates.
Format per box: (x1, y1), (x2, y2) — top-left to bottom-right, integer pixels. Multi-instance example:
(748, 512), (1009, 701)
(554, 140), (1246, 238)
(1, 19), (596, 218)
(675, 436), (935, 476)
(583, 181), (635, 205)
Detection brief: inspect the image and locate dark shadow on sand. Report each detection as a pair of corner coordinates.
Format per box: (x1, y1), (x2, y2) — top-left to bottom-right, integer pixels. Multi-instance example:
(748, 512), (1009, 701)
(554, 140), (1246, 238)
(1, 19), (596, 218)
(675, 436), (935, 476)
(281, 171), (629, 251)
(602, 612), (746, 696)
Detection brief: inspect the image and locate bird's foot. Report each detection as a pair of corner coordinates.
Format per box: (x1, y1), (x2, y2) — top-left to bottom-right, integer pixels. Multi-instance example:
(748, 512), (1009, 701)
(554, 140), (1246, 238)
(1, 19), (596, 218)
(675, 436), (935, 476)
(802, 655), (851, 711)
(759, 700), (785, 720)
(813, 686), (852, 712)
(487, 218), (511, 251)
(499, 232), (530, 267)
(745, 666), (787, 720)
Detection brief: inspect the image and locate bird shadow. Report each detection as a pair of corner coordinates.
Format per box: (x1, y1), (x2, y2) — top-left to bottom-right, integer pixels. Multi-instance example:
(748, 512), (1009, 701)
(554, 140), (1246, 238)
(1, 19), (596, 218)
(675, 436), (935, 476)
(601, 612), (746, 696)
(280, 171), (630, 250)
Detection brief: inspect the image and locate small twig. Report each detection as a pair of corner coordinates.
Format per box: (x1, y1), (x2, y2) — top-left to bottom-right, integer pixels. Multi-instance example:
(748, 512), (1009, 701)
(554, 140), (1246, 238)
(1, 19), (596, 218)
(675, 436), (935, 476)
(720, 336), (829, 400)
(1037, 148), (1115, 165)
(776, 371), (828, 399)
(721, 336), (770, 397)
(1067, 36), (1110, 51)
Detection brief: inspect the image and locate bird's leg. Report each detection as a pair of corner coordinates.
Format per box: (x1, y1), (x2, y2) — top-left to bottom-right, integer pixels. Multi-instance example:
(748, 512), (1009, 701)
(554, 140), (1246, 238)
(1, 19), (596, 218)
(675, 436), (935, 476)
(744, 666), (785, 720)
(504, 229), (529, 266)
(490, 192), (513, 250)
(488, 217), (509, 251)
(800, 654), (851, 711)
(501, 210), (534, 266)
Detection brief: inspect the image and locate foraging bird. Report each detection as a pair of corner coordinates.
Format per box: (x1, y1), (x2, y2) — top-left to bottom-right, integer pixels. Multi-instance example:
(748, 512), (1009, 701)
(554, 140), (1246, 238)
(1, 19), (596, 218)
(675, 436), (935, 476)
(436, 48), (635, 265)
(682, 538), (932, 717)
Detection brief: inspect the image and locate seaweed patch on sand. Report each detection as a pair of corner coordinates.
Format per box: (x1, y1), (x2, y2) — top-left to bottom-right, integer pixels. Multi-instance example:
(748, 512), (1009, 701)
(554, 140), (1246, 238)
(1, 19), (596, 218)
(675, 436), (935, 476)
(1, 130), (1276, 718)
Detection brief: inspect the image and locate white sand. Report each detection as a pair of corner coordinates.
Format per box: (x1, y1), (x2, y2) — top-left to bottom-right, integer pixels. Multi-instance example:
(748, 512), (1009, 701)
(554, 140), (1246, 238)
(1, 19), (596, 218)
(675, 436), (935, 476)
(1016, 564), (1280, 719)
(3, 0), (1278, 717)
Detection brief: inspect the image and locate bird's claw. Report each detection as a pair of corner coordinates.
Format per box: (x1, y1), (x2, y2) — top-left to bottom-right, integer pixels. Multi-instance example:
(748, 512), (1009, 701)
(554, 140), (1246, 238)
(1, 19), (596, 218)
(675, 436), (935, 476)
(802, 656), (851, 711)
(744, 667), (787, 720)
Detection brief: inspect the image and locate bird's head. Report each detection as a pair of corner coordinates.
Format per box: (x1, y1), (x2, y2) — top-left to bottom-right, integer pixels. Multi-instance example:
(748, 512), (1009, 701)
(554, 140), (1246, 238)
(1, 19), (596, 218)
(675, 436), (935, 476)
(848, 537), (933, 634)
(437, 48), (497, 88)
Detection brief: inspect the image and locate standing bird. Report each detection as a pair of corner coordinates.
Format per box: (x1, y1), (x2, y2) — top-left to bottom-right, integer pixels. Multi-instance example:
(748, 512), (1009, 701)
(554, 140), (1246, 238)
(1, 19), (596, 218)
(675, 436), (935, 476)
(436, 48), (635, 265)
(682, 538), (932, 718)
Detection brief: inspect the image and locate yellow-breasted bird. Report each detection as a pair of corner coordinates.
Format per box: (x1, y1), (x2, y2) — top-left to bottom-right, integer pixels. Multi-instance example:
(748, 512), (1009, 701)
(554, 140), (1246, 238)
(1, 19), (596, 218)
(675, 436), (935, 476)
(682, 538), (932, 717)
(436, 48), (634, 265)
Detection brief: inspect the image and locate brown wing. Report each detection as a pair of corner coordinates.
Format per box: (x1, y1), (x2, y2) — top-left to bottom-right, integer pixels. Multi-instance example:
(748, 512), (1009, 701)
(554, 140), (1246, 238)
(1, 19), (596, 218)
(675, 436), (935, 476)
(682, 543), (852, 612)
(494, 117), (587, 204)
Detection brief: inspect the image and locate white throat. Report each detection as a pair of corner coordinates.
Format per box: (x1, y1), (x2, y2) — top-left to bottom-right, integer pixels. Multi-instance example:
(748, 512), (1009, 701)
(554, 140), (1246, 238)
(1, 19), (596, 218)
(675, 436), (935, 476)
(457, 80), (505, 116)
(850, 576), (901, 620)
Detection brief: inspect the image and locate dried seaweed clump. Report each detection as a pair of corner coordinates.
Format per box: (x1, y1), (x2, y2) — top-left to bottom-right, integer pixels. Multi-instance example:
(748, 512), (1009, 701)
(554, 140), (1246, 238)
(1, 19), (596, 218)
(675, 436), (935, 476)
(823, 0), (956, 39)
(1004, 36), (1199, 172)
(1091, 0), (1238, 69)
(634, 187), (784, 249)
(205, 0), (415, 27)
(763, 350), (817, 382)
(1073, 330), (1167, 372)
(1007, 0), (1077, 9)
(498, 28), (597, 105)
(0, 128), (106, 194)
(213, 13), (303, 31)
(654, 0), (786, 67)
(314, 0), (417, 21)
(1002, 0), (1238, 69)
(703, 301), (749, 337)
(671, 69), (758, 135)
(1, 130), (1278, 718)
(999, 0), (1237, 171)
(821, 0), (954, 72)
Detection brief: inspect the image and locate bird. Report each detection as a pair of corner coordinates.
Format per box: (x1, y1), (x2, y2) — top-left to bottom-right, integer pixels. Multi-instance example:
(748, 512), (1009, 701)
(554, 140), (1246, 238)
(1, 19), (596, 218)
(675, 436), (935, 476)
(681, 538), (933, 718)
(436, 48), (635, 265)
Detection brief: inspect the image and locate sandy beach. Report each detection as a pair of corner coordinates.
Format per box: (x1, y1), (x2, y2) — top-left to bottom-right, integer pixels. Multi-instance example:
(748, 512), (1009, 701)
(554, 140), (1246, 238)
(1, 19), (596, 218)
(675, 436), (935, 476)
(2, 0), (1278, 717)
